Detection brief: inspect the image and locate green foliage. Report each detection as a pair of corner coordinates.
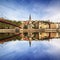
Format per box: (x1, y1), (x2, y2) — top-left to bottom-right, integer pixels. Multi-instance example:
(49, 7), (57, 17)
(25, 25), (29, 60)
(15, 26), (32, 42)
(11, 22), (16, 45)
(0, 19), (22, 41)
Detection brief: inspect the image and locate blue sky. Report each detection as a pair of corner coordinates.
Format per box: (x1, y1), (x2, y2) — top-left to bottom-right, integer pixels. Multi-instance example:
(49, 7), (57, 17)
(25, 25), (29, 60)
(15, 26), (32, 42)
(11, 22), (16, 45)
(0, 0), (60, 22)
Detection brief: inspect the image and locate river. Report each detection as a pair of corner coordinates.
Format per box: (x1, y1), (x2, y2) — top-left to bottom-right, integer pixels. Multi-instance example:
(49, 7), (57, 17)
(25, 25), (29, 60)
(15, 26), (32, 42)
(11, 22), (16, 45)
(0, 39), (60, 60)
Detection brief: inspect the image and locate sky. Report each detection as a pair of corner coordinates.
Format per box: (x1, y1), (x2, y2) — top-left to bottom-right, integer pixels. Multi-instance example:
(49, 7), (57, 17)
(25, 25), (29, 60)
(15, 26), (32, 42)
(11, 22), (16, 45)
(0, 0), (60, 22)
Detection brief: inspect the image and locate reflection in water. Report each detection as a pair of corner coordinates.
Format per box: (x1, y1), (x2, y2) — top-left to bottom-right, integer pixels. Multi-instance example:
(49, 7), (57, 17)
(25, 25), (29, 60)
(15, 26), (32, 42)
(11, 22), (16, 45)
(0, 33), (21, 43)
(0, 33), (50, 44)
(0, 32), (60, 60)
(0, 39), (60, 60)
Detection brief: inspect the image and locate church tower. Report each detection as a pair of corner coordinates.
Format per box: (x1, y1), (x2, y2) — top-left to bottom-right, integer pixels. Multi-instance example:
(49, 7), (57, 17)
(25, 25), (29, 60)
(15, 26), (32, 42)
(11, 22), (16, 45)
(29, 14), (31, 21)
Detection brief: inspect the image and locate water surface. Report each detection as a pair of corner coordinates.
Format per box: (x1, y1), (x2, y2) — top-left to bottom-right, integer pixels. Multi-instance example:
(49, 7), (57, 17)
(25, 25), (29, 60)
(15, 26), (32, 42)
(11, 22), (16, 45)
(0, 39), (60, 60)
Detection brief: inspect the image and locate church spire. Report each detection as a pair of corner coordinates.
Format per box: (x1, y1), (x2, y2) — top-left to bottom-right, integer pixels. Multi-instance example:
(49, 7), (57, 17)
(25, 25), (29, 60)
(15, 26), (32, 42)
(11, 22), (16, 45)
(29, 14), (31, 21)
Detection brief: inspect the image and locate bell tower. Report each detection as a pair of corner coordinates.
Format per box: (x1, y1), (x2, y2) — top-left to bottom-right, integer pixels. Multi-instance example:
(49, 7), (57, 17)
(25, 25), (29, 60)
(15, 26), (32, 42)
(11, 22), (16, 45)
(29, 14), (31, 21)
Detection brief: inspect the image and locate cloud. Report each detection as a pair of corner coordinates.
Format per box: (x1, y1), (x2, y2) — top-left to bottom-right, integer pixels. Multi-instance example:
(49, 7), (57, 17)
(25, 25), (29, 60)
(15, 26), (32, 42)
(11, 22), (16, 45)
(0, 0), (60, 22)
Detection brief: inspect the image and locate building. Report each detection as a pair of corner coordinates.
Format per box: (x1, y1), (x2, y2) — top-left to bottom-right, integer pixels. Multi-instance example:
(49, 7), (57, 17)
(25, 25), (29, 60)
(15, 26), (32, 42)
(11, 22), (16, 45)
(19, 15), (60, 40)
